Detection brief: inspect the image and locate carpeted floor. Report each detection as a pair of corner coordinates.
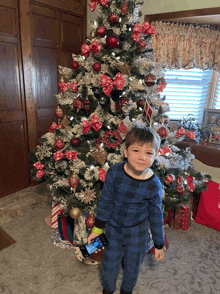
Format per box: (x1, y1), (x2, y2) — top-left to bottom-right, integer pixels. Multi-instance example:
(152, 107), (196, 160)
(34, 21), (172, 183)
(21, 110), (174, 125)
(0, 187), (220, 294)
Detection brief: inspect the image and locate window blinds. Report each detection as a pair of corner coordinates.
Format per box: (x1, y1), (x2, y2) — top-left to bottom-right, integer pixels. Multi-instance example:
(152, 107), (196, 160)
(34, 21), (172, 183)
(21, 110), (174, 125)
(162, 68), (212, 123)
(213, 74), (220, 109)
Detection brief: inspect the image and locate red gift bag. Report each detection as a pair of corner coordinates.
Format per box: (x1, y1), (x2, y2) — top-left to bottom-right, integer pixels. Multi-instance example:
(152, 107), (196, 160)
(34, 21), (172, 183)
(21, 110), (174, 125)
(195, 181), (220, 231)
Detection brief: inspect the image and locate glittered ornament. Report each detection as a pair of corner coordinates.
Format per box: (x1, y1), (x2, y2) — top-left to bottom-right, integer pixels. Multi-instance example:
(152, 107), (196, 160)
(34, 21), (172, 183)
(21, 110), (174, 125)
(156, 77), (167, 93)
(70, 137), (81, 147)
(176, 183), (185, 195)
(164, 174), (175, 185)
(72, 61), (79, 69)
(96, 25), (107, 38)
(157, 126), (169, 139)
(106, 33), (120, 49)
(92, 62), (101, 72)
(83, 98), (90, 115)
(54, 138), (65, 150)
(93, 150), (108, 165)
(115, 97), (129, 112)
(144, 74), (156, 87)
(69, 207), (81, 219)
(68, 173), (80, 193)
(85, 214), (95, 229)
(137, 99), (144, 108)
(188, 182), (195, 192)
(108, 12), (119, 26)
(54, 106), (63, 122)
(121, 0), (128, 15)
(73, 97), (83, 112)
(138, 39), (148, 52)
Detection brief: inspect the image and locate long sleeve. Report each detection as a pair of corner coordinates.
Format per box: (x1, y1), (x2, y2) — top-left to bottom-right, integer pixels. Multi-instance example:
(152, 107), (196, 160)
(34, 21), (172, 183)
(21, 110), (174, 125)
(148, 184), (165, 249)
(94, 168), (115, 229)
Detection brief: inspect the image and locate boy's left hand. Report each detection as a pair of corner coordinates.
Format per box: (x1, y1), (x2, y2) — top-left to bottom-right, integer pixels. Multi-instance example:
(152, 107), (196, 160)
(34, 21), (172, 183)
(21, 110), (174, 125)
(154, 248), (164, 261)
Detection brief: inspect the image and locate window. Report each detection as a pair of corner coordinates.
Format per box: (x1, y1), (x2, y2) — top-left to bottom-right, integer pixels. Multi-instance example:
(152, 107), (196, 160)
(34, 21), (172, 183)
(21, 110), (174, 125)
(213, 75), (220, 109)
(163, 68), (212, 123)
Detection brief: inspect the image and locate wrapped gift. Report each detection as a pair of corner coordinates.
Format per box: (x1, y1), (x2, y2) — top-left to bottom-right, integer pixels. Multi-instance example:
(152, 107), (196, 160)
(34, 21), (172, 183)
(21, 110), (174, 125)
(181, 203), (190, 231)
(51, 201), (64, 228)
(195, 181), (220, 231)
(57, 214), (76, 246)
(169, 204), (189, 230)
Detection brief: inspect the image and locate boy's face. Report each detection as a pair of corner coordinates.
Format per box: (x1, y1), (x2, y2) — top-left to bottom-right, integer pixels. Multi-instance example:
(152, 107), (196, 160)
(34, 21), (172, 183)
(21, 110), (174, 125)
(124, 142), (158, 173)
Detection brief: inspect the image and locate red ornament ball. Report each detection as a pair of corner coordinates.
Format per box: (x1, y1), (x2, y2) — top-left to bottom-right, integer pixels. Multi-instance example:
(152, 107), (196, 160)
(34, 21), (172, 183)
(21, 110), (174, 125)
(106, 33), (120, 49)
(137, 99), (144, 108)
(72, 61), (79, 70)
(92, 62), (101, 72)
(54, 138), (65, 150)
(96, 25), (107, 38)
(164, 174), (175, 185)
(68, 174), (80, 190)
(73, 97), (83, 112)
(157, 126), (169, 139)
(85, 214), (95, 229)
(70, 137), (81, 147)
(145, 74), (156, 87)
(138, 39), (148, 52)
(108, 12), (119, 26)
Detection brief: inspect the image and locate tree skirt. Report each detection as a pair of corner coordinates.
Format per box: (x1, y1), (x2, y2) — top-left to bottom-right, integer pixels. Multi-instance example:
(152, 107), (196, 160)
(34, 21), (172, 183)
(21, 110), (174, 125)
(51, 230), (99, 265)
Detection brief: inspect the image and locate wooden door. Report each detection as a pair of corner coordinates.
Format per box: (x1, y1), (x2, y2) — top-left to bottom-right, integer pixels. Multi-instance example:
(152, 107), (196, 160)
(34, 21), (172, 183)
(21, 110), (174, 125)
(30, 1), (86, 141)
(0, 0), (30, 197)
(0, 0), (86, 198)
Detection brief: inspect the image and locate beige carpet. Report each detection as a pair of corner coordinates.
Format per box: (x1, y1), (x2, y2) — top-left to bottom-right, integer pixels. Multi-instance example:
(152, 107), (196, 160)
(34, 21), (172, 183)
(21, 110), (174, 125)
(0, 204), (220, 294)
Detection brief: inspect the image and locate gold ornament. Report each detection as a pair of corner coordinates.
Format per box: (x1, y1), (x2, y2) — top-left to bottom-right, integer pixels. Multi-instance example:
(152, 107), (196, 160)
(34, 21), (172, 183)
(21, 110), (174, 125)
(117, 61), (133, 76)
(70, 207), (81, 219)
(59, 76), (65, 82)
(93, 150), (108, 165)
(46, 183), (52, 191)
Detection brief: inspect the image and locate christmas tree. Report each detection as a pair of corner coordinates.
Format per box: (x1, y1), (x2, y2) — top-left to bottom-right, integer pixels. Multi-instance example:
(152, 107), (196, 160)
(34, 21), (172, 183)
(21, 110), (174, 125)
(29, 0), (209, 237)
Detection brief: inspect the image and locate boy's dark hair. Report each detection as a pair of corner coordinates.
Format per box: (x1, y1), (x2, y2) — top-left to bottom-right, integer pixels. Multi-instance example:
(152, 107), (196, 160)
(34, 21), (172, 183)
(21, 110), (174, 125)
(125, 121), (161, 152)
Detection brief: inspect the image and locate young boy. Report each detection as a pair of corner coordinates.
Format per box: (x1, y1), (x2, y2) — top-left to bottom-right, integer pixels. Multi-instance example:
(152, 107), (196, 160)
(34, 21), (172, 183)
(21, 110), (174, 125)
(88, 122), (165, 294)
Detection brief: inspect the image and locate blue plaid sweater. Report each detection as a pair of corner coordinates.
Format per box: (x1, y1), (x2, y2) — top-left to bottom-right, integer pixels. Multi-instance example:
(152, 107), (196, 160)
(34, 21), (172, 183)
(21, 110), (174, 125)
(94, 162), (165, 249)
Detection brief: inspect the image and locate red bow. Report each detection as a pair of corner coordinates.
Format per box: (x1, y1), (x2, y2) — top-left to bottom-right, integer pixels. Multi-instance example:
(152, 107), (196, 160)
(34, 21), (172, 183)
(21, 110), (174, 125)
(33, 161), (45, 179)
(33, 161), (45, 169)
(100, 73), (124, 96)
(176, 127), (195, 140)
(82, 114), (103, 133)
(118, 121), (127, 135)
(58, 82), (79, 93)
(158, 146), (171, 155)
(53, 151), (77, 162)
(89, 0), (109, 12)
(132, 21), (155, 42)
(81, 39), (102, 58)
(49, 122), (62, 132)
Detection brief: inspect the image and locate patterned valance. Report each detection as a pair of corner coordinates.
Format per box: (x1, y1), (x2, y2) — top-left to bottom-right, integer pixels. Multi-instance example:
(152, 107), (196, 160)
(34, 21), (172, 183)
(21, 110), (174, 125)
(150, 21), (220, 71)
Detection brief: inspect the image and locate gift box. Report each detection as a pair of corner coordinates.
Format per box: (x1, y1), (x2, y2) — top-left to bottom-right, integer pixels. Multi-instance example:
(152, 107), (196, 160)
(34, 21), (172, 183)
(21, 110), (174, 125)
(169, 204), (190, 231)
(51, 202), (64, 228)
(195, 181), (220, 231)
(57, 214), (76, 246)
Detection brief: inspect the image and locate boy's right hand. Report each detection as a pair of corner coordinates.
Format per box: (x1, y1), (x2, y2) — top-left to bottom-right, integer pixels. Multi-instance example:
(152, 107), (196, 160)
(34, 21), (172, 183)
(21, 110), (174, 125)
(88, 232), (105, 254)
